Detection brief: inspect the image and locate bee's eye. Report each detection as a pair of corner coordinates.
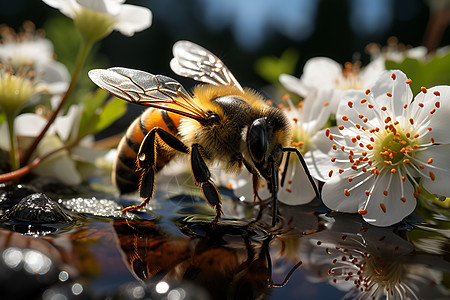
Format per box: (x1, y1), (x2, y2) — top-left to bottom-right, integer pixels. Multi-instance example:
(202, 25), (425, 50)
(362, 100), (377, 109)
(248, 118), (268, 164)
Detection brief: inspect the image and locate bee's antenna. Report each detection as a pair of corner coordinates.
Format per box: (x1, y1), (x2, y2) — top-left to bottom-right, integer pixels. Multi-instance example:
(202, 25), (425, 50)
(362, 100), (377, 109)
(282, 147), (321, 200)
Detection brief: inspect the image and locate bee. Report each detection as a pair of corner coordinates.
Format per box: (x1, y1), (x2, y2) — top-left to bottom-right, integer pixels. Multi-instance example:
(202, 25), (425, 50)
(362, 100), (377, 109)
(88, 41), (319, 225)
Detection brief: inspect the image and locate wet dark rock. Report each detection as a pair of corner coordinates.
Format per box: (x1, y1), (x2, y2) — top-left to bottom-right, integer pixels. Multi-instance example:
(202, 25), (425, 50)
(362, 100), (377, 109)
(3, 193), (71, 224)
(0, 183), (38, 211)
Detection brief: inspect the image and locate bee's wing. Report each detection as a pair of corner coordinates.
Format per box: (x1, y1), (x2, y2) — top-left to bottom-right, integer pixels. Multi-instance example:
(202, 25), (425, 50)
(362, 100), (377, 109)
(170, 40), (243, 92)
(88, 67), (210, 124)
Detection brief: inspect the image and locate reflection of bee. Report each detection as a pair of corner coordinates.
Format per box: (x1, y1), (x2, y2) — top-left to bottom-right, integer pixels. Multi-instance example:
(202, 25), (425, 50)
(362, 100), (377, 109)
(89, 41), (319, 225)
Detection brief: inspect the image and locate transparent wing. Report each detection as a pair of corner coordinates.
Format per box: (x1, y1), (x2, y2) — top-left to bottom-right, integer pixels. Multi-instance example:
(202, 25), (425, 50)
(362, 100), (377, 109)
(88, 67), (210, 123)
(170, 40), (243, 91)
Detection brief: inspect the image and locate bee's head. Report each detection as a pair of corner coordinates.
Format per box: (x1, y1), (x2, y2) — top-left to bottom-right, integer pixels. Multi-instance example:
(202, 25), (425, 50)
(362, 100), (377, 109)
(247, 117), (285, 180)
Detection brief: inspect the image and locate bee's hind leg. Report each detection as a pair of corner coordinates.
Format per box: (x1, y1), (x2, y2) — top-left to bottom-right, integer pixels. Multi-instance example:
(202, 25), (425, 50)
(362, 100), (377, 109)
(191, 143), (222, 225)
(121, 127), (189, 214)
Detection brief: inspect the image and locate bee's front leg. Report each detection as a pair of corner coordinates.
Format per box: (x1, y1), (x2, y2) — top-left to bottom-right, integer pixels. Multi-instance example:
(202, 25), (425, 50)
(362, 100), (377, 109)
(191, 143), (222, 225)
(121, 127), (188, 214)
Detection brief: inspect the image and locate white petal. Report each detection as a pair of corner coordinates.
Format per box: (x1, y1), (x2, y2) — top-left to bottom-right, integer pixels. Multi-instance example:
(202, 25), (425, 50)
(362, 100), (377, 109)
(359, 56), (385, 86)
(37, 61), (70, 94)
(362, 172), (416, 226)
(33, 135), (82, 185)
(413, 86), (450, 143)
(321, 169), (375, 213)
(300, 57), (342, 90)
(113, 4), (152, 36)
(77, 0), (111, 14)
(414, 144), (450, 197)
(305, 127), (349, 181)
(43, 0), (79, 18)
(277, 155), (316, 205)
(279, 74), (310, 96)
(301, 87), (335, 134)
(54, 105), (81, 141)
(14, 114), (49, 137)
(336, 89), (378, 130)
(370, 70), (412, 121)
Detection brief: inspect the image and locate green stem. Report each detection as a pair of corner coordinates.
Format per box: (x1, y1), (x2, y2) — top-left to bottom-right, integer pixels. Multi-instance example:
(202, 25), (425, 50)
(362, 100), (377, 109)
(6, 114), (19, 171)
(21, 39), (94, 165)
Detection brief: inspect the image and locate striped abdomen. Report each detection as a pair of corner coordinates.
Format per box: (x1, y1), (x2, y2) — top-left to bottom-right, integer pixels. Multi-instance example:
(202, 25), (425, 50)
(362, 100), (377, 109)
(113, 108), (181, 194)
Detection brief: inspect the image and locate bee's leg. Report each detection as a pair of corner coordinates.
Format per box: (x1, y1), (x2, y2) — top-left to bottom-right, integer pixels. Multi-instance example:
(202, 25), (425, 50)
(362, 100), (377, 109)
(191, 143), (222, 225)
(122, 127), (189, 214)
(280, 151), (291, 188)
(282, 147), (320, 199)
(269, 156), (279, 226)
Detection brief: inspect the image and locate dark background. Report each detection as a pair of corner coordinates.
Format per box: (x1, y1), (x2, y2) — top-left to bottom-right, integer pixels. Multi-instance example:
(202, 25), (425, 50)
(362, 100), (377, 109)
(1, 0), (448, 135)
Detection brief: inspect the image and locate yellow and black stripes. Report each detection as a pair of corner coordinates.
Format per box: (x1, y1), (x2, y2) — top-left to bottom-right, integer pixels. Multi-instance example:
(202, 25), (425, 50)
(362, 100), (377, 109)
(113, 108), (181, 194)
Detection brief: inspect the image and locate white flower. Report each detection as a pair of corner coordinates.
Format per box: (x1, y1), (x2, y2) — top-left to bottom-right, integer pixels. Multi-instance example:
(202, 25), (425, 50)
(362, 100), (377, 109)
(280, 57), (384, 116)
(306, 70), (450, 226)
(42, 0), (152, 41)
(0, 23), (70, 94)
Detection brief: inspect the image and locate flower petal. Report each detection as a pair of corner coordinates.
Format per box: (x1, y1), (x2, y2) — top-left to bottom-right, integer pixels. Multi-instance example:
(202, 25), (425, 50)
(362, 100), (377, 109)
(362, 171), (416, 226)
(114, 4), (152, 36)
(370, 70), (412, 121)
(276, 155), (316, 205)
(305, 127), (350, 181)
(43, 0), (79, 18)
(301, 87), (335, 134)
(414, 144), (450, 197)
(33, 135), (82, 185)
(279, 74), (309, 96)
(321, 169), (375, 213)
(412, 86), (450, 143)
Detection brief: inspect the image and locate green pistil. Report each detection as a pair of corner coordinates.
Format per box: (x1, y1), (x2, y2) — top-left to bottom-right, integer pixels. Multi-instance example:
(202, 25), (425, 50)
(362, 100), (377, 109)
(373, 129), (415, 168)
(291, 125), (310, 154)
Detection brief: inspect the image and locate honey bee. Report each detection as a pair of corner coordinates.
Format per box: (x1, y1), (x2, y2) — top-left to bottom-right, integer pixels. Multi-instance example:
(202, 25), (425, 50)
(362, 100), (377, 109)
(88, 41), (319, 225)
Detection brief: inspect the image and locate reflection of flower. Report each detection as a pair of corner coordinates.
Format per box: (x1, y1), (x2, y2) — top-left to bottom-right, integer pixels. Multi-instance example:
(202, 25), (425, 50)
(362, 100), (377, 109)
(306, 70), (450, 226)
(43, 0), (152, 42)
(300, 214), (450, 300)
(279, 57), (384, 115)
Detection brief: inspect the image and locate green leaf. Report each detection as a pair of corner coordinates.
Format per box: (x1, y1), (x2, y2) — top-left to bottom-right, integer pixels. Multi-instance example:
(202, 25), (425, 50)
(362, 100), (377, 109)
(385, 52), (450, 95)
(255, 48), (299, 84)
(95, 97), (126, 132)
(78, 89), (126, 138)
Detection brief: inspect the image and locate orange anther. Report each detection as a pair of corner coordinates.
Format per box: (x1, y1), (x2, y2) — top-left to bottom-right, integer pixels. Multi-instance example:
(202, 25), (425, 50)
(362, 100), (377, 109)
(365, 89), (371, 95)
(358, 209), (368, 215)
(433, 91), (440, 96)
(421, 87), (427, 94)
(344, 189), (350, 196)
(405, 79), (412, 84)
(429, 171), (435, 181)
(380, 203), (386, 213)
(391, 73), (396, 80)
(386, 92), (392, 97)
(365, 190), (370, 196)
(348, 101), (353, 108)
(400, 197), (406, 203)
(427, 158), (433, 164)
